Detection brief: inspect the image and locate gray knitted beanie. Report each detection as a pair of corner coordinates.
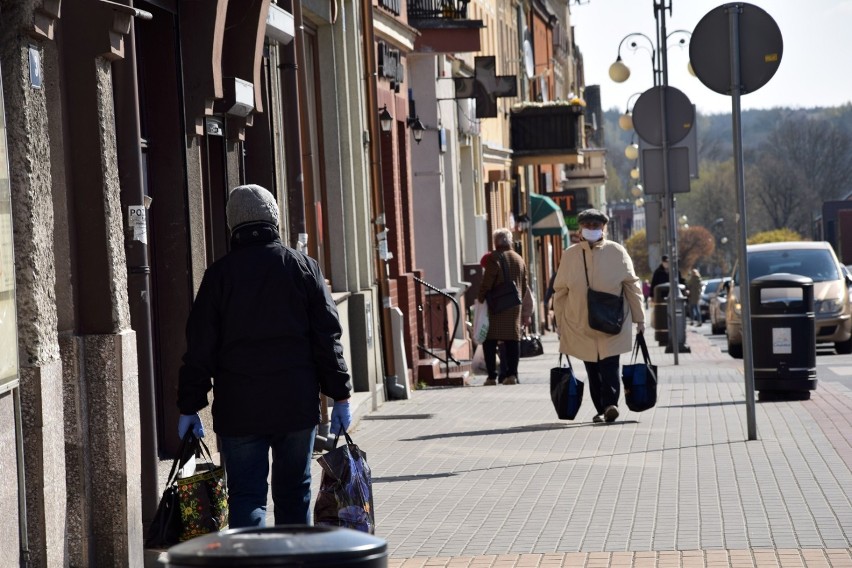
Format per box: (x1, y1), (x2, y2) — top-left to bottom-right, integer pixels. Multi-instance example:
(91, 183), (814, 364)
(226, 184), (279, 230)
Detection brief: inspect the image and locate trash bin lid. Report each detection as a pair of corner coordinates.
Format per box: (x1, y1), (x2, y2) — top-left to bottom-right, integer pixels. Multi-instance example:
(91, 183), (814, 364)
(167, 526), (388, 567)
(750, 273), (813, 287)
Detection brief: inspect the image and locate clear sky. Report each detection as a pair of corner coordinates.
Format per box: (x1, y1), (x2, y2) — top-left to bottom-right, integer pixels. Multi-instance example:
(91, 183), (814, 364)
(571, 0), (852, 116)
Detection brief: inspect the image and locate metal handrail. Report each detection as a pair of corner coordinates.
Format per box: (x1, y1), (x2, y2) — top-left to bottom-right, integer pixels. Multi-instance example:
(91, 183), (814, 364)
(413, 276), (461, 382)
(408, 0), (469, 21)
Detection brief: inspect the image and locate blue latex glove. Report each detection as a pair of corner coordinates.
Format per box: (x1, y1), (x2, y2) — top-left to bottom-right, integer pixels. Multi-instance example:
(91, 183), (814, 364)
(330, 400), (351, 435)
(178, 413), (205, 439)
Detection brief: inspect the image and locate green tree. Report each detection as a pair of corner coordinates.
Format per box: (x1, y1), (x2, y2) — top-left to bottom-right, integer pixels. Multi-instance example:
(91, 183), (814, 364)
(747, 228), (803, 244)
(625, 230), (650, 280)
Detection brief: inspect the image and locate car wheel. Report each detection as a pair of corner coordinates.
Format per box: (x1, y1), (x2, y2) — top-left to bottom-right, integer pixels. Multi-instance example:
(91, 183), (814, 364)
(728, 338), (743, 359)
(835, 335), (852, 355)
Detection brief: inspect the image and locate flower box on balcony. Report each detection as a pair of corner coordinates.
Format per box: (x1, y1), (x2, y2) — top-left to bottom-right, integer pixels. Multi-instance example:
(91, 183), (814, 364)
(510, 102), (584, 164)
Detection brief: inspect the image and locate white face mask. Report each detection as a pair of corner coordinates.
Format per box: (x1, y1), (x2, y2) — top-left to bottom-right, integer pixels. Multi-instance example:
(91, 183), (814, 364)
(582, 228), (603, 242)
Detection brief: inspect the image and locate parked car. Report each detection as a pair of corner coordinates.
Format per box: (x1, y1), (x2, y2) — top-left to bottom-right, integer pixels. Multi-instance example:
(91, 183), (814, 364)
(725, 241), (852, 358)
(708, 277), (731, 335)
(699, 278), (726, 322)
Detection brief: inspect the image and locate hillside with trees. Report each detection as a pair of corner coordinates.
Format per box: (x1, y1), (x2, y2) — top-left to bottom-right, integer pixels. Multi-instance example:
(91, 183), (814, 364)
(602, 103), (852, 276)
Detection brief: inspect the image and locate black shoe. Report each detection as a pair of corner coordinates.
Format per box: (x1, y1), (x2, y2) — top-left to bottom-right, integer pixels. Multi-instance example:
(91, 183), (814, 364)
(593, 414), (604, 423)
(604, 405), (619, 422)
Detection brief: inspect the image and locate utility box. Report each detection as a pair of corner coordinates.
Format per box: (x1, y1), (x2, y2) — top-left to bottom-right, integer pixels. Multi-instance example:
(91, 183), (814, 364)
(750, 274), (817, 399)
(167, 526), (388, 567)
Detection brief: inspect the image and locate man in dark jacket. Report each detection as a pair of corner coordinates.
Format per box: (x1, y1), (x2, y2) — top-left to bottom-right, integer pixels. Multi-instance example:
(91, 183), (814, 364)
(177, 184), (351, 528)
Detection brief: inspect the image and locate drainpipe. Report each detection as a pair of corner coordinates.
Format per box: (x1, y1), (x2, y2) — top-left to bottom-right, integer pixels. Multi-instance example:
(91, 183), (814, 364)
(280, 0), (307, 251)
(112, 19), (159, 525)
(360, 0), (396, 388)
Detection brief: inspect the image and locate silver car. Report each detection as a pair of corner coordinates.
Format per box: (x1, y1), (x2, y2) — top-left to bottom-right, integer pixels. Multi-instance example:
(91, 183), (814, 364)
(725, 241), (852, 358)
(708, 277), (730, 335)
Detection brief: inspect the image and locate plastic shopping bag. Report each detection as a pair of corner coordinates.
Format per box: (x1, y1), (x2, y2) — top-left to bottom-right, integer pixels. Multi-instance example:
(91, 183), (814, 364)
(314, 429), (375, 534)
(473, 300), (489, 344)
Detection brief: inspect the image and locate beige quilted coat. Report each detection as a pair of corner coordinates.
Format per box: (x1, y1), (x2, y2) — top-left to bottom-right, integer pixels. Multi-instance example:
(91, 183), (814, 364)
(553, 239), (644, 362)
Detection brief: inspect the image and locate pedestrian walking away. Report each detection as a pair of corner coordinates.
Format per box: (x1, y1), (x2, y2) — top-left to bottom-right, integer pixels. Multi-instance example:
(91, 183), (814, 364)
(476, 228), (528, 386)
(687, 268), (703, 325)
(552, 208), (645, 423)
(176, 184), (352, 528)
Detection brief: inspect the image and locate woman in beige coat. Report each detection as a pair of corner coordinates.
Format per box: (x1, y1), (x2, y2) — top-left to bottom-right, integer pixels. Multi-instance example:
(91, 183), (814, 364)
(553, 209), (645, 422)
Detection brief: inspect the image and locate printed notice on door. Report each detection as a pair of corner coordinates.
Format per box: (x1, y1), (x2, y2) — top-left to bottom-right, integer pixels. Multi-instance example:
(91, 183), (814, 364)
(772, 328), (792, 354)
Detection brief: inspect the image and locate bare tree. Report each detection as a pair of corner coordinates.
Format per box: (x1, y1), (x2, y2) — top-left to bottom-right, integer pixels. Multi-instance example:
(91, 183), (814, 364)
(755, 114), (852, 232)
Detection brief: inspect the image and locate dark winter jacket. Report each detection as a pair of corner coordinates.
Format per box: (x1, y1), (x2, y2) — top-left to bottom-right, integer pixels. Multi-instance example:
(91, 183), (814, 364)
(177, 223), (351, 436)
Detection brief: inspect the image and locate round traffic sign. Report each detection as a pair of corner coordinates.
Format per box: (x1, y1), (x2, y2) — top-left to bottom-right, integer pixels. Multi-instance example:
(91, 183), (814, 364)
(632, 86), (695, 147)
(690, 3), (783, 96)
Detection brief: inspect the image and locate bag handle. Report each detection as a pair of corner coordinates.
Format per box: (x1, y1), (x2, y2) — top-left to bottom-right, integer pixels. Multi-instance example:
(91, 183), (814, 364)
(631, 332), (653, 366)
(557, 353), (574, 370)
(166, 433), (198, 486)
(331, 425), (356, 449)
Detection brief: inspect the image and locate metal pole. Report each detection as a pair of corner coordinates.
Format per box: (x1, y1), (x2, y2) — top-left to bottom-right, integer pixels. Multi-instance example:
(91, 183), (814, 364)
(656, 0), (680, 364)
(727, 4), (757, 440)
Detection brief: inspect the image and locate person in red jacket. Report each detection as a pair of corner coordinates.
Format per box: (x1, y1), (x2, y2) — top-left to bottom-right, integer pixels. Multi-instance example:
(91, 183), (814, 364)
(177, 184), (351, 528)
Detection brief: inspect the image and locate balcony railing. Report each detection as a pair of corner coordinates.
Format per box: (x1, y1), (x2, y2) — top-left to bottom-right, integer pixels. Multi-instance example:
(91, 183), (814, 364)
(408, 0), (469, 21)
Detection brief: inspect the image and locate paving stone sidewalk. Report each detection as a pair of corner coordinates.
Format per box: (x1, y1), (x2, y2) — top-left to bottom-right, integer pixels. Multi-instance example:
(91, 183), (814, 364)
(320, 325), (852, 567)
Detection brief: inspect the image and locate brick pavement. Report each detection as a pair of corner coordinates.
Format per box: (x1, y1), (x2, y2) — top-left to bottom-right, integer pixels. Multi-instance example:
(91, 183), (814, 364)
(319, 324), (852, 567)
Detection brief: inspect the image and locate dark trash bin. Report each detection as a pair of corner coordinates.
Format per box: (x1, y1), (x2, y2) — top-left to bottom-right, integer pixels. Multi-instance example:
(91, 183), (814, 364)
(166, 525), (388, 567)
(651, 283), (687, 346)
(750, 273), (817, 399)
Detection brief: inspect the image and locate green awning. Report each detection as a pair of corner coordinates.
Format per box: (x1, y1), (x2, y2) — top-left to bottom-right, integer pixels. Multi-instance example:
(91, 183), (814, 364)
(530, 193), (568, 247)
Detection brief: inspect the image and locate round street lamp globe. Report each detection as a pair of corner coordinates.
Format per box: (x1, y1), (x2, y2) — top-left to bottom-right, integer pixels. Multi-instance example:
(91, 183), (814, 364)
(635, 198), (645, 208)
(608, 58), (630, 83)
(631, 185), (642, 197)
(630, 168), (640, 180)
(624, 143), (639, 160)
(618, 113), (633, 131)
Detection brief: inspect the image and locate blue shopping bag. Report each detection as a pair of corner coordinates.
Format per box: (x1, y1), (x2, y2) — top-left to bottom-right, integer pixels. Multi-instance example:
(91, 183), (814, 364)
(550, 355), (584, 420)
(621, 332), (658, 412)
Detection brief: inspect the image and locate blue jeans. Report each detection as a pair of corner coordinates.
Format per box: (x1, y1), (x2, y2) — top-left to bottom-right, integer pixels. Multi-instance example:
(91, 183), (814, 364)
(220, 426), (317, 527)
(690, 304), (701, 323)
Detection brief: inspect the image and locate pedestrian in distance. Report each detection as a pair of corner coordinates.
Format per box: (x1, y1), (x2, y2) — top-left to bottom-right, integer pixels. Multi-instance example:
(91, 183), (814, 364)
(476, 228), (528, 386)
(176, 184), (352, 528)
(687, 268), (703, 325)
(552, 208), (645, 423)
(642, 279), (651, 309)
(650, 255), (685, 299)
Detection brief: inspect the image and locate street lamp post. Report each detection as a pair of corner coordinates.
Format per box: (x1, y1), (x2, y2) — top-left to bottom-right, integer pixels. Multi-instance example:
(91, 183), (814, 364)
(610, 0), (692, 361)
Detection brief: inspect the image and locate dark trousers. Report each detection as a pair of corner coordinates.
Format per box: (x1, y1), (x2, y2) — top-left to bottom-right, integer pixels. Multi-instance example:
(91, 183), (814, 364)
(583, 355), (621, 415)
(484, 339), (520, 380)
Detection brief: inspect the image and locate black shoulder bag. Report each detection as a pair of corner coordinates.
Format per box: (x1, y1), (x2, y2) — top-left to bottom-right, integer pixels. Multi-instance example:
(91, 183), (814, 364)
(583, 250), (625, 335)
(486, 252), (522, 314)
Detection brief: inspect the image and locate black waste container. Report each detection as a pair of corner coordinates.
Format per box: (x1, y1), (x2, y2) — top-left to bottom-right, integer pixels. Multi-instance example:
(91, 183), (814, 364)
(166, 526), (388, 567)
(651, 283), (687, 346)
(750, 273), (817, 398)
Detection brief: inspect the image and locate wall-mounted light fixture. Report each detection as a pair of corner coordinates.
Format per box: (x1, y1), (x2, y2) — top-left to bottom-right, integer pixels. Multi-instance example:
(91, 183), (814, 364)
(378, 106), (393, 132)
(407, 117), (425, 144)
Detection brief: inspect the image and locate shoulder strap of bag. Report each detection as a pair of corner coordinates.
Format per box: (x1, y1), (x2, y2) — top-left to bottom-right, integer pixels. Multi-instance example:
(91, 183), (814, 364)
(495, 251), (511, 284)
(558, 353), (574, 370)
(583, 248), (624, 299)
